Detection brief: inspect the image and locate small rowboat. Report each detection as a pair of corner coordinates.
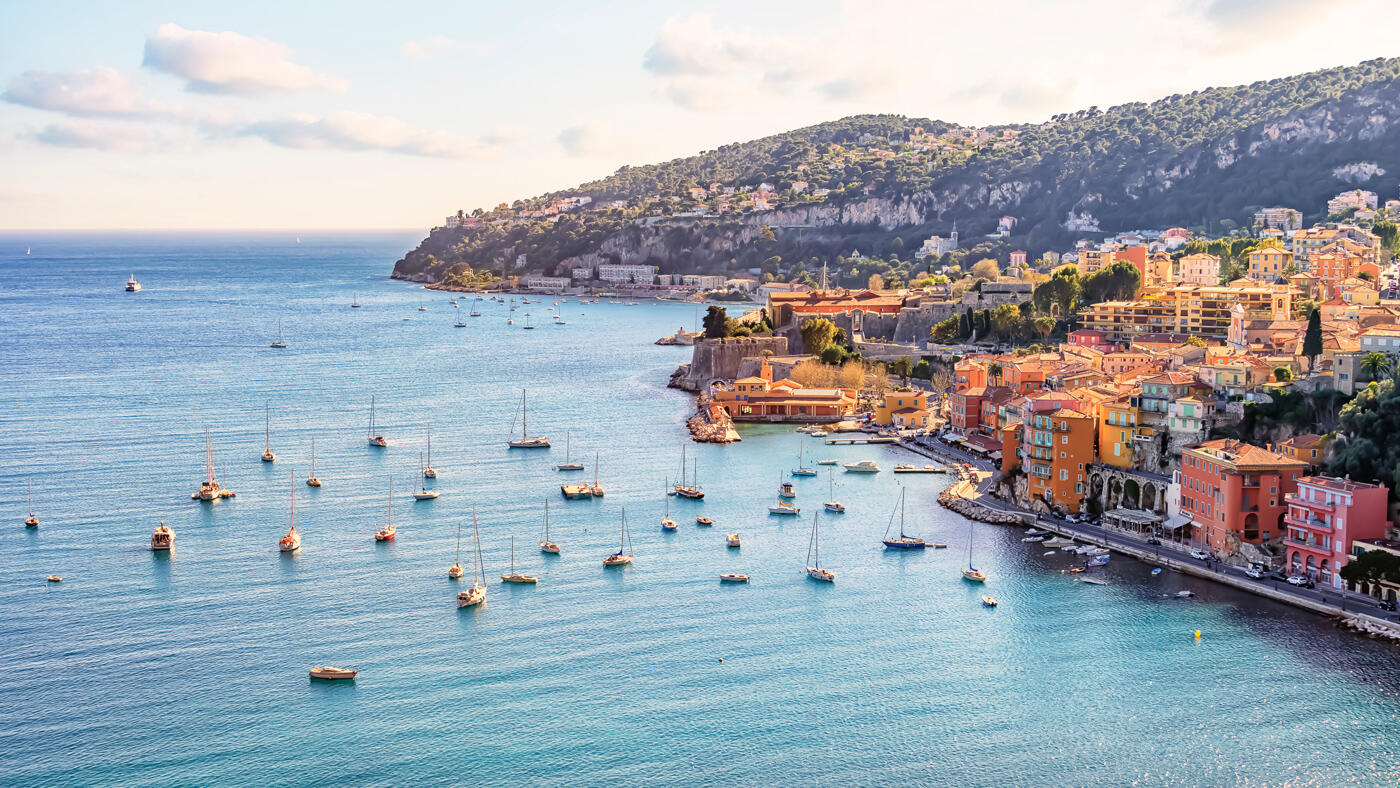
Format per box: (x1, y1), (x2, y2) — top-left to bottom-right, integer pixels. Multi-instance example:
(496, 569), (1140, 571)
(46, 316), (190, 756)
(46, 575), (62, 583)
(695, 516), (713, 526)
(981, 595), (998, 607)
(309, 666), (357, 680)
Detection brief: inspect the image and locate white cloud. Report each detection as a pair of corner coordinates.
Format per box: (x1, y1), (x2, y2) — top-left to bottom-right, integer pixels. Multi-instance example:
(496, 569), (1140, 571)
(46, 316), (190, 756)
(400, 35), (495, 60)
(557, 122), (614, 156)
(30, 121), (155, 152)
(142, 23), (348, 95)
(3, 67), (167, 118)
(237, 111), (476, 157)
(481, 124), (525, 147)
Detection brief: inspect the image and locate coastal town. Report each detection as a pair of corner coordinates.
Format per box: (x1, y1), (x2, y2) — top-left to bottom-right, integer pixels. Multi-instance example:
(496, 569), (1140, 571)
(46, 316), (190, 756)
(656, 186), (1400, 639)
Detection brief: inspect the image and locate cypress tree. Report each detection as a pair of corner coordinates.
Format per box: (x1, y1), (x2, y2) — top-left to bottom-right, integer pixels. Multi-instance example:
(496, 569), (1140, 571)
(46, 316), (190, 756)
(1302, 307), (1323, 370)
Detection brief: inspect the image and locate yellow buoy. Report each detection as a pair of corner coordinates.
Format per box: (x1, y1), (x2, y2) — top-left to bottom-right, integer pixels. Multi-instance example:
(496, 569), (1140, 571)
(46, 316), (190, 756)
(1194, 630), (1202, 640)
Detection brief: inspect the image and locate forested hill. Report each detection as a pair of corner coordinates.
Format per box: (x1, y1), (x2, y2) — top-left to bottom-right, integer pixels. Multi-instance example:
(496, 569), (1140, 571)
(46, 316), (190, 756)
(394, 57), (1400, 286)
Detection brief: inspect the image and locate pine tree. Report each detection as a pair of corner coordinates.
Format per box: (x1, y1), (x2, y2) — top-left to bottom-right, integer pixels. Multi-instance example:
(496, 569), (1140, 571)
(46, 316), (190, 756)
(1302, 307), (1323, 371)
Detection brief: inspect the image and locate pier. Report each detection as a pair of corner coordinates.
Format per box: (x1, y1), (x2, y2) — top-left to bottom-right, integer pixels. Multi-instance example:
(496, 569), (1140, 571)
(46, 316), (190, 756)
(824, 436), (897, 445)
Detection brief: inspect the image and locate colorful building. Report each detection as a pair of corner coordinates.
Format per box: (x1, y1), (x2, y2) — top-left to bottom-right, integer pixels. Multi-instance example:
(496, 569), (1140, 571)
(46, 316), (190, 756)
(1022, 406), (1095, 513)
(712, 363), (855, 422)
(1272, 433), (1328, 470)
(1247, 247), (1293, 281)
(1179, 253), (1221, 286)
(1179, 439), (1306, 554)
(1097, 398), (1141, 469)
(1284, 476), (1389, 588)
(875, 389), (931, 428)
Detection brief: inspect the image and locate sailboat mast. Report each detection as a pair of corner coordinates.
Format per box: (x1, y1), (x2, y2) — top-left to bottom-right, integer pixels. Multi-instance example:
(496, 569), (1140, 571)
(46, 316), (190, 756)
(544, 498), (550, 540)
(369, 396), (374, 438)
(311, 438), (316, 475)
(265, 404), (271, 453)
(521, 390), (528, 439)
(472, 508), (483, 584)
(388, 476), (393, 529)
(456, 521), (462, 564)
(289, 470), (294, 529)
(204, 427), (216, 484)
(426, 426), (431, 466)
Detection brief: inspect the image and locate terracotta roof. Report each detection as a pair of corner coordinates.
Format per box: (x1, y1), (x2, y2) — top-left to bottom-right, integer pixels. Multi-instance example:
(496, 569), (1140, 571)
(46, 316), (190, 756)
(1188, 439), (1306, 470)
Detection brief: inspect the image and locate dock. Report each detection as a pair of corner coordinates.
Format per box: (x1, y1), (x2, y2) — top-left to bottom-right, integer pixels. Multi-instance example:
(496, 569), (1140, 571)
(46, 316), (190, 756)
(825, 436), (898, 445)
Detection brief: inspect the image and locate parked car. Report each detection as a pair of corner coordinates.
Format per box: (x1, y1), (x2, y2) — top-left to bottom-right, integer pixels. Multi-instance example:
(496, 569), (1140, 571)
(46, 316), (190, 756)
(1268, 570), (1290, 583)
(1243, 567), (1264, 580)
(1379, 599), (1397, 612)
(1190, 549), (1210, 560)
(1286, 575), (1315, 588)
(1146, 537), (1162, 546)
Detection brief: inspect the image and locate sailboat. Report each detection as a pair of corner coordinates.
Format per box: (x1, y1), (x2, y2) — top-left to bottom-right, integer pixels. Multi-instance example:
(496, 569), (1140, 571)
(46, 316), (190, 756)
(805, 511), (835, 582)
(469, 297), (482, 317)
(555, 432), (584, 471)
(661, 479), (678, 530)
(540, 498), (560, 553)
(306, 438), (322, 487)
(351, 294), (361, 308)
(150, 521), (174, 550)
(374, 477), (396, 541)
(507, 389), (549, 448)
(270, 319), (287, 348)
(413, 452), (439, 500)
(449, 521), (464, 579)
(823, 471), (845, 513)
(603, 507), (634, 566)
(192, 428), (230, 501)
(457, 510), (487, 607)
(961, 525), (986, 582)
(881, 488), (926, 549)
(562, 451), (604, 498)
(367, 396), (387, 447)
(522, 313), (535, 329)
(24, 479), (38, 528)
(770, 471), (800, 515)
(673, 445), (704, 499)
(260, 403), (276, 462)
(278, 470), (301, 552)
(423, 428), (438, 478)
(501, 536), (538, 584)
(791, 445), (817, 477)
(454, 314), (468, 328)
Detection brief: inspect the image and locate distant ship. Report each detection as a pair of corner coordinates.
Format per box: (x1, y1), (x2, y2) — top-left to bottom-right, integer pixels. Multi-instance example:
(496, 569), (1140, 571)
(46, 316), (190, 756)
(125, 274), (141, 292)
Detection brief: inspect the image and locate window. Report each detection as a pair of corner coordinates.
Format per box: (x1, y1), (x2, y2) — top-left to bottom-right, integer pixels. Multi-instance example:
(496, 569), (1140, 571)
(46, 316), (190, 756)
(1060, 469), (1069, 481)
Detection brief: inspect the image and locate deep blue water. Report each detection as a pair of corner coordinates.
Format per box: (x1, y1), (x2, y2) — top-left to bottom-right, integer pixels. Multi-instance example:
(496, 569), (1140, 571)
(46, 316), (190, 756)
(1, 231), (1398, 787)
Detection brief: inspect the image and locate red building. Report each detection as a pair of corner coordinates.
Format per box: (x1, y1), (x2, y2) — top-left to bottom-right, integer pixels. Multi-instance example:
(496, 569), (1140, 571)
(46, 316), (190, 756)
(1284, 476), (1390, 588)
(1179, 439), (1306, 554)
(948, 387), (985, 435)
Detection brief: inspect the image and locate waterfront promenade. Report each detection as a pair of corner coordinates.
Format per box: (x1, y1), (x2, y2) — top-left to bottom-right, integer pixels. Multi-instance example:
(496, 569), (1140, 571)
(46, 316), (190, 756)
(901, 434), (1400, 637)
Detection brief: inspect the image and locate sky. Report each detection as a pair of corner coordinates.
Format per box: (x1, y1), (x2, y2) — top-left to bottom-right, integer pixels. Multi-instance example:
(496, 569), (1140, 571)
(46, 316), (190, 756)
(2, 0), (1397, 230)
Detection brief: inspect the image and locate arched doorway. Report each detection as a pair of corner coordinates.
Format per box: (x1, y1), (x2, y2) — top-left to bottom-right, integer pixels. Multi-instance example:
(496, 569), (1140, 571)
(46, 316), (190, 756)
(1319, 559), (1331, 585)
(1243, 513), (1260, 542)
(1142, 482), (1158, 513)
(1305, 555), (1317, 578)
(1290, 551), (1302, 573)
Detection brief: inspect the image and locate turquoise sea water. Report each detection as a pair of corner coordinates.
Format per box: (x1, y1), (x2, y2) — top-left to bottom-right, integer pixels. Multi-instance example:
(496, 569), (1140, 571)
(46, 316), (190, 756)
(1, 231), (1398, 787)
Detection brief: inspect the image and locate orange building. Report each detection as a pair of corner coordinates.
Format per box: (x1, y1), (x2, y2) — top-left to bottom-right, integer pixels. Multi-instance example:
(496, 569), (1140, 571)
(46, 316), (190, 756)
(712, 361), (856, 422)
(1179, 439), (1306, 553)
(1003, 359), (1052, 394)
(953, 358), (988, 392)
(767, 289), (905, 324)
(1022, 407), (1095, 513)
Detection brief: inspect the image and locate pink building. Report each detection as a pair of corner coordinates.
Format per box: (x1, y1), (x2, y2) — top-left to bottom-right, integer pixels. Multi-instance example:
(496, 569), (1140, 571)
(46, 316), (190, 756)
(1067, 329), (1114, 353)
(1179, 253), (1220, 286)
(1284, 476), (1390, 588)
(1009, 250), (1027, 267)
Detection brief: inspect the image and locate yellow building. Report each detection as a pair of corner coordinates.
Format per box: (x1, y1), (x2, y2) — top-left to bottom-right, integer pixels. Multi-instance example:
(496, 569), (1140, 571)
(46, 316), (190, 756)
(1097, 398), (1140, 469)
(875, 390), (931, 428)
(1079, 283), (1296, 342)
(1247, 247), (1293, 281)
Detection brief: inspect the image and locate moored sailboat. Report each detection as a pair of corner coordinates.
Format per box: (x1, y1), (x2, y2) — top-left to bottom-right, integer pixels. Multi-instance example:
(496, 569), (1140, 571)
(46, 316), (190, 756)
(192, 428), (230, 501)
(500, 536), (538, 584)
(507, 389), (549, 448)
(673, 445), (703, 498)
(456, 509), (487, 607)
(661, 479), (678, 530)
(413, 452), (439, 500)
(805, 511), (835, 582)
(25, 479), (38, 528)
(279, 471), (301, 552)
(961, 525), (986, 582)
(603, 507), (634, 566)
(881, 488), (926, 549)
(367, 396), (387, 447)
(540, 498), (560, 553)
(374, 477), (396, 541)
(555, 432), (584, 471)
(423, 427), (437, 478)
(306, 437), (322, 487)
(269, 319), (287, 349)
(260, 403), (276, 462)
(449, 520), (464, 579)
(791, 445), (817, 477)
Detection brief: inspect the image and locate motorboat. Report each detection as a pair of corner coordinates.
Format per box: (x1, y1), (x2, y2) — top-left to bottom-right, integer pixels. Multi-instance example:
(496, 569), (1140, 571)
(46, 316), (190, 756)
(309, 666), (357, 680)
(125, 274), (141, 292)
(1022, 535), (1044, 543)
(816, 459), (838, 465)
(778, 481), (796, 499)
(1080, 577), (1107, 586)
(150, 521), (174, 551)
(726, 533), (741, 548)
(843, 461), (880, 473)
(768, 500), (800, 516)
(46, 575), (62, 583)
(981, 595), (998, 607)
(720, 573), (749, 583)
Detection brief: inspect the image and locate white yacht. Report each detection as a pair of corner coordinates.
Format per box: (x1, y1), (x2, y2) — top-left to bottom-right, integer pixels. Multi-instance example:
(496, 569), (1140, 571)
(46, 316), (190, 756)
(843, 460), (881, 473)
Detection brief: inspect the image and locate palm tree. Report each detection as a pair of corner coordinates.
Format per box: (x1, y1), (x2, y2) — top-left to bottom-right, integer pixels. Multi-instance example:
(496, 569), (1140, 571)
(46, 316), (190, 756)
(1361, 352), (1391, 382)
(987, 361), (1003, 388)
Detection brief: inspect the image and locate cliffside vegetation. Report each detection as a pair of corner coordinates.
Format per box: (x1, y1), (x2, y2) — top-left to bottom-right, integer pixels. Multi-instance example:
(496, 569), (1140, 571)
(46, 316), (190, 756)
(395, 57), (1400, 283)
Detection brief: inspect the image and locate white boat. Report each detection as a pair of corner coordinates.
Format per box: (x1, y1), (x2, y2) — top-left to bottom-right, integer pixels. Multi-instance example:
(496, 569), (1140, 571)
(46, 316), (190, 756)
(778, 480), (796, 499)
(661, 479), (678, 530)
(555, 432), (584, 471)
(501, 536), (538, 584)
(457, 509), (487, 607)
(673, 444), (703, 498)
(418, 305), (427, 312)
(469, 297), (481, 317)
(522, 313), (535, 329)
(374, 477), (396, 541)
(309, 666), (357, 680)
(150, 521), (174, 551)
(809, 430), (829, 438)
(881, 488), (925, 549)
(843, 460), (881, 473)
(769, 499), (800, 516)
(423, 427), (438, 478)
(603, 508), (634, 566)
(260, 403), (276, 462)
(449, 520), (464, 579)
(1043, 536), (1075, 547)
(367, 396), (387, 447)
(306, 437), (322, 487)
(351, 294), (361, 308)
(791, 446), (816, 477)
(279, 471), (301, 552)
(192, 428), (231, 501)
(454, 316), (467, 328)
(507, 389), (549, 448)
(540, 498), (560, 554)
(816, 459), (839, 466)
(413, 452), (439, 500)
(269, 318), (287, 348)
(823, 471), (844, 513)
(1021, 536), (1044, 543)
(25, 479), (38, 528)
(726, 532), (741, 548)
(720, 573), (749, 583)
(805, 512), (835, 582)
(893, 464), (943, 474)
(125, 274), (141, 292)
(1080, 577), (1107, 586)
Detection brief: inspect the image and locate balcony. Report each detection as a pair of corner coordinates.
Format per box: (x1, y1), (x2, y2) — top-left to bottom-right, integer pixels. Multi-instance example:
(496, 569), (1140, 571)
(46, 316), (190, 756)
(1284, 535), (1330, 554)
(1284, 513), (1330, 532)
(1285, 494), (1333, 513)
